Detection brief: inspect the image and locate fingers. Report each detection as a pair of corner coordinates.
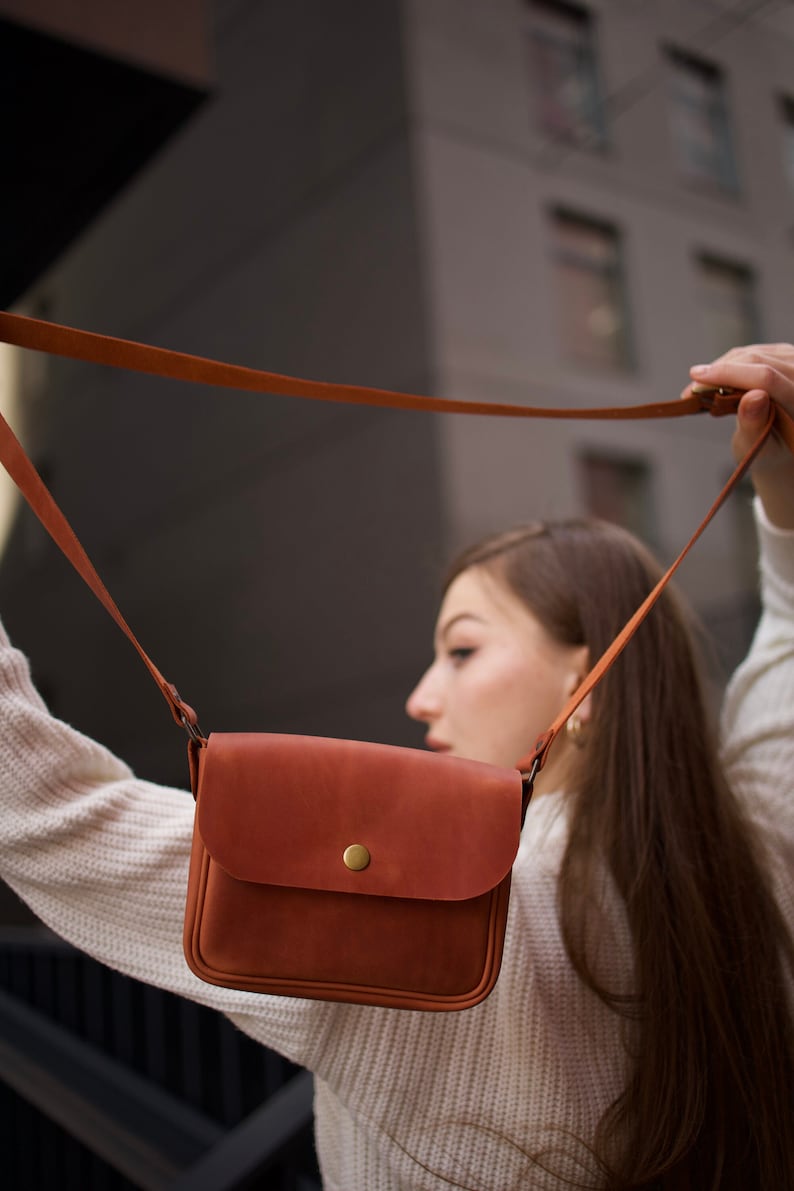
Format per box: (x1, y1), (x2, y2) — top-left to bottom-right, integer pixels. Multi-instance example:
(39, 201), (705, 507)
(736, 390), (771, 425)
(689, 344), (794, 413)
(695, 343), (794, 369)
(688, 344), (794, 528)
(690, 362), (786, 399)
(731, 390), (771, 460)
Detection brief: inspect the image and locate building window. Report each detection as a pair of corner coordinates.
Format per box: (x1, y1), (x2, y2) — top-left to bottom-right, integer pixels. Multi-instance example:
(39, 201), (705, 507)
(666, 49), (738, 191)
(578, 452), (655, 543)
(781, 96), (794, 190)
(696, 256), (759, 358)
(551, 211), (632, 369)
(525, 1), (606, 149)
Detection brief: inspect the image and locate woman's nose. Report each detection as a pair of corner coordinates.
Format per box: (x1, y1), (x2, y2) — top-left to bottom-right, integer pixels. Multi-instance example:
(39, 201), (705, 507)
(405, 666), (441, 724)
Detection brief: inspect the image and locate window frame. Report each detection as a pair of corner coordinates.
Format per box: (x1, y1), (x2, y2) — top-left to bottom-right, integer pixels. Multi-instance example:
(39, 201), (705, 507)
(695, 252), (760, 360)
(665, 47), (740, 194)
(549, 208), (634, 372)
(577, 448), (657, 546)
(779, 94), (794, 192)
(525, 0), (607, 151)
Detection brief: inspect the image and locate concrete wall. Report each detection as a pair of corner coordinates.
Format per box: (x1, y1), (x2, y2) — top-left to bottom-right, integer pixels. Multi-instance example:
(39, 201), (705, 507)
(0, 0), (443, 788)
(2, 0), (792, 797)
(0, 0), (211, 84)
(404, 0), (794, 669)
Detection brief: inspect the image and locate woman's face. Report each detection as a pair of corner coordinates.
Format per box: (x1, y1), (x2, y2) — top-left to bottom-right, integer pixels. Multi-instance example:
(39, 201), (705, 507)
(406, 566), (588, 781)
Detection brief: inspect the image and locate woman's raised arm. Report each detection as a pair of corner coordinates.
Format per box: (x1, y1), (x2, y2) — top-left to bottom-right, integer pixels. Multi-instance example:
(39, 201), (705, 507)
(701, 346), (794, 915)
(0, 617), (337, 1068)
(689, 342), (794, 529)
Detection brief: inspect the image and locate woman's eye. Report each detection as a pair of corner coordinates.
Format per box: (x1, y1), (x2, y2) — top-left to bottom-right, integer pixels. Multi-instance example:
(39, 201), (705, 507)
(449, 647), (475, 665)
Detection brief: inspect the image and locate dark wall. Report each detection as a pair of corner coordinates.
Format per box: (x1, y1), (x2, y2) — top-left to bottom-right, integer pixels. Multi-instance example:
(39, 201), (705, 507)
(0, 0), (444, 799)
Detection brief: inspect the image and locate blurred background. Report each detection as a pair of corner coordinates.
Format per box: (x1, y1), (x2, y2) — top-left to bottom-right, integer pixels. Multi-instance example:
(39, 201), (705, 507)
(0, 0), (792, 1186)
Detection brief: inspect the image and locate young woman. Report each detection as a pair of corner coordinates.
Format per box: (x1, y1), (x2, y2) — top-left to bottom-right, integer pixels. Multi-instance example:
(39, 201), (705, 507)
(0, 344), (792, 1190)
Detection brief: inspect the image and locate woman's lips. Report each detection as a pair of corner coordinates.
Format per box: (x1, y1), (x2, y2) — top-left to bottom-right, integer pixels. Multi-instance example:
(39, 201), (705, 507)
(425, 736), (451, 753)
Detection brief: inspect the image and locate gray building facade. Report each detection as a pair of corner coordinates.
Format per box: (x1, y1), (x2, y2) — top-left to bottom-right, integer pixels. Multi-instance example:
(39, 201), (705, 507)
(3, 1), (792, 785)
(0, 1), (793, 1180)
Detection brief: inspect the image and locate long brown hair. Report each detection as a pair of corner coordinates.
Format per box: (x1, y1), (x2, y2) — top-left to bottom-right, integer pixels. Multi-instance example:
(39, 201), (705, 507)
(448, 519), (794, 1190)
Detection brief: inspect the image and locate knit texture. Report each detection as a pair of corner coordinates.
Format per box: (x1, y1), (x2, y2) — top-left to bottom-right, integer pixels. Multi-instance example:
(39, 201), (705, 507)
(0, 501), (791, 1190)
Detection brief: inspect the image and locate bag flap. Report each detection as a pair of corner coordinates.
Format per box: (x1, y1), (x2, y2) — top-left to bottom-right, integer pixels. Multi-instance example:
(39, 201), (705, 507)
(196, 733), (523, 901)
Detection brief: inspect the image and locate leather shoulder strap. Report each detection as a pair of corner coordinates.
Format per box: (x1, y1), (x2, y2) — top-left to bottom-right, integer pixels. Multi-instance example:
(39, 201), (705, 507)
(0, 312), (790, 764)
(0, 310), (719, 421)
(0, 407), (200, 736)
(516, 403), (778, 792)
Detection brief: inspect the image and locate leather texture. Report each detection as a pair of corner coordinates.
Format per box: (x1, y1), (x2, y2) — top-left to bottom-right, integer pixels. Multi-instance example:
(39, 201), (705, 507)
(4, 311), (793, 454)
(184, 733), (522, 1010)
(1, 311), (793, 1010)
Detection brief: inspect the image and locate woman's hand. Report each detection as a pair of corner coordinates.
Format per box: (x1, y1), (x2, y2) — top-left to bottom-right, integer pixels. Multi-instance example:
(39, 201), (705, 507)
(688, 344), (794, 530)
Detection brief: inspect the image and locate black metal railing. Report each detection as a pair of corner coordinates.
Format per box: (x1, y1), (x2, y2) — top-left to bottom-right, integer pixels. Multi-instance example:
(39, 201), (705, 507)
(0, 927), (320, 1189)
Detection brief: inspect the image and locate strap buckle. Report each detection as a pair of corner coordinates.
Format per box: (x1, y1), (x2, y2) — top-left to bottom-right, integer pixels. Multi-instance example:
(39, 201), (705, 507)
(165, 682), (206, 743)
(180, 711), (206, 744)
(519, 755), (542, 827)
(520, 755), (541, 787)
(690, 383), (741, 416)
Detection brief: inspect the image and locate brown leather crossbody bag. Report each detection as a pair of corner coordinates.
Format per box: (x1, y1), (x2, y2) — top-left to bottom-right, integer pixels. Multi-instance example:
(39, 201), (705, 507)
(0, 311), (790, 1012)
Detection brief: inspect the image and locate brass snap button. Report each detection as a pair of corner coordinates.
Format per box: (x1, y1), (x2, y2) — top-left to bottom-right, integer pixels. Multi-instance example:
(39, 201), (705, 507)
(343, 844), (370, 871)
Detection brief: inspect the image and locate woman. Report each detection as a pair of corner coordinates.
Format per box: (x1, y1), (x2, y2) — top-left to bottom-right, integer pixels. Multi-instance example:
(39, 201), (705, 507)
(0, 345), (792, 1190)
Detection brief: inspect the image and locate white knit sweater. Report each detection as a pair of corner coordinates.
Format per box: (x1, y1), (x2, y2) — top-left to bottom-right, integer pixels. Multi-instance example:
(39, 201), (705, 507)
(0, 503), (792, 1191)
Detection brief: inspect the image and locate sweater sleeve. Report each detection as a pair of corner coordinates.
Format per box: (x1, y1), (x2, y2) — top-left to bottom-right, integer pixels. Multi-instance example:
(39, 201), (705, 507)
(0, 618), (337, 1069)
(720, 499), (794, 912)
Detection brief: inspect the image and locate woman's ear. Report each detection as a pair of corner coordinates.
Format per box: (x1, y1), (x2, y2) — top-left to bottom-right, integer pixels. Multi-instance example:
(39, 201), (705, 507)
(564, 647), (592, 724)
(574, 691), (593, 726)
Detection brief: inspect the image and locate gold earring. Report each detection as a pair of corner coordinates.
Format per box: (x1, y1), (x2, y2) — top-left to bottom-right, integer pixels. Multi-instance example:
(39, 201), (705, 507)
(566, 714), (586, 748)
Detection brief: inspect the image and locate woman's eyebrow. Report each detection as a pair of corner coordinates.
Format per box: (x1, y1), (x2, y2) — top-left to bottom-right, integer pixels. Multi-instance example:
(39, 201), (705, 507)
(436, 612), (486, 645)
